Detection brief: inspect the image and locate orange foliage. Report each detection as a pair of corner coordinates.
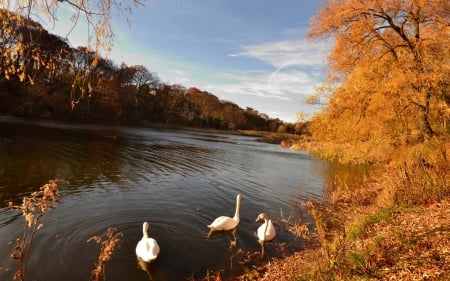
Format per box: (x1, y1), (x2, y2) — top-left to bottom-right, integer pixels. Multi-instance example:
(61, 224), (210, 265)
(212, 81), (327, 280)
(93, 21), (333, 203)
(0, 0), (141, 84)
(308, 0), (450, 159)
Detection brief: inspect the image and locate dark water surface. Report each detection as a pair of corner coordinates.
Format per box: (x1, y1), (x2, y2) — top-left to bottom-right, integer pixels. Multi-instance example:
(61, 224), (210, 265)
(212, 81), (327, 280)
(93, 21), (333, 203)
(0, 116), (331, 280)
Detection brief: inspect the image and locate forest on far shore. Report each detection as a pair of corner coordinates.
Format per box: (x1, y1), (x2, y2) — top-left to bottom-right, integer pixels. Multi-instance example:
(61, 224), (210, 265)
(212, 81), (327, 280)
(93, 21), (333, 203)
(0, 9), (307, 135)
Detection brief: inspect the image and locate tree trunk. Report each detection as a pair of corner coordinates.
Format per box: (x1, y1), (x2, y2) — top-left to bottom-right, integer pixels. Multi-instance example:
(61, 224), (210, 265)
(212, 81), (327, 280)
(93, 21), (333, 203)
(421, 91), (434, 140)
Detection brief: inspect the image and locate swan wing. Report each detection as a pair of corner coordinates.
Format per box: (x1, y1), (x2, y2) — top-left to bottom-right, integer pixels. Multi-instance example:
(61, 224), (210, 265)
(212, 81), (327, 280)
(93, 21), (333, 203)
(265, 220), (276, 241)
(207, 216), (238, 231)
(257, 220), (276, 241)
(136, 238), (160, 262)
(257, 222), (267, 241)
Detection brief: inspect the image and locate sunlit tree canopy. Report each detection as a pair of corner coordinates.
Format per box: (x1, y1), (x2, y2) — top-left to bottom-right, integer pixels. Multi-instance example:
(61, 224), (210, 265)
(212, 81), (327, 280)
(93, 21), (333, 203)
(1, 0), (143, 83)
(308, 0), (450, 148)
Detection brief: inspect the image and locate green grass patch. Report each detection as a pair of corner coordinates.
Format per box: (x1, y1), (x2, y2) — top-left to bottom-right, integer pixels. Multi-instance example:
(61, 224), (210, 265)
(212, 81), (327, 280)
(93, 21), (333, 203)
(346, 205), (417, 240)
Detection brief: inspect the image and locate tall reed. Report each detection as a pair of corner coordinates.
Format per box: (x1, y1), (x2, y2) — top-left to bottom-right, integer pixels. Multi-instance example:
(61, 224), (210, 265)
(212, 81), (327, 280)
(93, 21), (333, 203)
(8, 179), (66, 281)
(87, 227), (123, 281)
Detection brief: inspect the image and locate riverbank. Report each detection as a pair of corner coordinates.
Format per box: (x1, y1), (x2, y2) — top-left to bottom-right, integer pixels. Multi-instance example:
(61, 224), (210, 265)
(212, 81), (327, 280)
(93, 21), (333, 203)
(254, 194), (450, 280)
(234, 137), (450, 280)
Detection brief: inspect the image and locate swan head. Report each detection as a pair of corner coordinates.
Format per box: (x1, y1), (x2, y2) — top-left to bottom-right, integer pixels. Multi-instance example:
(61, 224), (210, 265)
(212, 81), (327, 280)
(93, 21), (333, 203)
(237, 194), (243, 202)
(255, 213), (270, 222)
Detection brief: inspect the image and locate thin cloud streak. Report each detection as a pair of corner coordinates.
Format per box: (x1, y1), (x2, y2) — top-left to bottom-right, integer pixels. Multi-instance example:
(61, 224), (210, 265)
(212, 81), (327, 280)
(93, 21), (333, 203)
(206, 39), (329, 122)
(231, 39), (329, 68)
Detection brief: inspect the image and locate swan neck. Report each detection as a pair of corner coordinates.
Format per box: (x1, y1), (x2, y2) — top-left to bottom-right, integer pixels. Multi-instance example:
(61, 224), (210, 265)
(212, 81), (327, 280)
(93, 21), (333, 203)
(233, 198), (241, 221)
(142, 223), (149, 238)
(264, 219), (269, 234)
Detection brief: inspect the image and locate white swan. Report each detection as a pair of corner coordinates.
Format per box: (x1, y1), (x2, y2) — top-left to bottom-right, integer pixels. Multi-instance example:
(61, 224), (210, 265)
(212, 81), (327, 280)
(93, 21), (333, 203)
(136, 222), (160, 263)
(256, 213), (276, 242)
(207, 194), (243, 232)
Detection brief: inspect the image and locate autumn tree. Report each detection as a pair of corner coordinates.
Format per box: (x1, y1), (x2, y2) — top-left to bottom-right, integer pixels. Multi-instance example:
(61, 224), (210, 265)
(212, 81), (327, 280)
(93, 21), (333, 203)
(0, 0), (143, 84)
(0, 11), (72, 84)
(308, 0), (450, 146)
(129, 65), (160, 92)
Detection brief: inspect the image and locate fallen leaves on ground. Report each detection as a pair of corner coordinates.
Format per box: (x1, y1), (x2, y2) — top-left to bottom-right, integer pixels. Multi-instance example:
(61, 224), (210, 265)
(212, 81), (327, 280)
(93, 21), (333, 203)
(246, 197), (450, 281)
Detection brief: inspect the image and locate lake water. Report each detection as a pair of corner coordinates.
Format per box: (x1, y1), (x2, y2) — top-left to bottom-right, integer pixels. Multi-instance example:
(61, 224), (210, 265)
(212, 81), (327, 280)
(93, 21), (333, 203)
(0, 116), (332, 280)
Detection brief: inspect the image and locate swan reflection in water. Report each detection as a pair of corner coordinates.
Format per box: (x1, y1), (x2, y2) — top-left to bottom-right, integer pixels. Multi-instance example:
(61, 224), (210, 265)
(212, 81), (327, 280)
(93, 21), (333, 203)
(137, 258), (154, 280)
(206, 226), (239, 249)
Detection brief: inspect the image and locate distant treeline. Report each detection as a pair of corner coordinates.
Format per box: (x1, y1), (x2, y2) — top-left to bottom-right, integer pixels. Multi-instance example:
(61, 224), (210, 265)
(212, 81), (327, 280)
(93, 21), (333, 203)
(0, 9), (308, 134)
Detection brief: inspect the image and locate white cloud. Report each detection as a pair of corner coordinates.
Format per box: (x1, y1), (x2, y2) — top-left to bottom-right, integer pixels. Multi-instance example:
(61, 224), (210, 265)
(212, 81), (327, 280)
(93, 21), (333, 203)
(203, 39), (329, 122)
(207, 70), (315, 100)
(233, 39), (329, 68)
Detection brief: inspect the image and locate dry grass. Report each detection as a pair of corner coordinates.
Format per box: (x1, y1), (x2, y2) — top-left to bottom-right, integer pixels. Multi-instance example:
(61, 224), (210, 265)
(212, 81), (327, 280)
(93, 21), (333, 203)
(8, 179), (66, 281)
(292, 137), (397, 165)
(7, 180), (122, 281)
(185, 270), (224, 281)
(87, 227), (123, 281)
(386, 138), (450, 205)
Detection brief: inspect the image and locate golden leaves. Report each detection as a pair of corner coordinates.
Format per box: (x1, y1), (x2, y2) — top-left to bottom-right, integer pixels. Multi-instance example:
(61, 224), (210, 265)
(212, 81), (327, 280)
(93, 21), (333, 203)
(308, 0), (450, 156)
(1, 0), (142, 84)
(87, 227), (123, 281)
(8, 179), (67, 281)
(8, 180), (64, 227)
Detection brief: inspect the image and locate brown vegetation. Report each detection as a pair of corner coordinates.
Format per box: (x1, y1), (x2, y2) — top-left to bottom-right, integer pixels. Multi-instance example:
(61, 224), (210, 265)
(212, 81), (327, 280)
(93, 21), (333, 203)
(8, 180), (65, 281)
(256, 199), (450, 281)
(0, 1), (141, 83)
(8, 180), (123, 281)
(87, 227), (123, 281)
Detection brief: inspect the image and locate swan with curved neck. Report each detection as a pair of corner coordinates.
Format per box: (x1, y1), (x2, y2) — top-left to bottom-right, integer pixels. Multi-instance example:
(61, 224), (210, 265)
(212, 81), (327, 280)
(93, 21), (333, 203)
(207, 194), (243, 232)
(136, 221), (160, 263)
(256, 213), (276, 242)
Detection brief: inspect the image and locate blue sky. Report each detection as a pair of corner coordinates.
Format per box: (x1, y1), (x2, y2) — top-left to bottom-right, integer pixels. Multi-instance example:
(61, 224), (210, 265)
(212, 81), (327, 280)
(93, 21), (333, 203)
(46, 0), (330, 123)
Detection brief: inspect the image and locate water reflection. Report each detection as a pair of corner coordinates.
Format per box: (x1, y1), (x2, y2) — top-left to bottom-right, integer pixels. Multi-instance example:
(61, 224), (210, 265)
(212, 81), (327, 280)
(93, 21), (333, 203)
(207, 227), (239, 249)
(258, 240), (266, 259)
(323, 161), (372, 196)
(137, 258), (155, 281)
